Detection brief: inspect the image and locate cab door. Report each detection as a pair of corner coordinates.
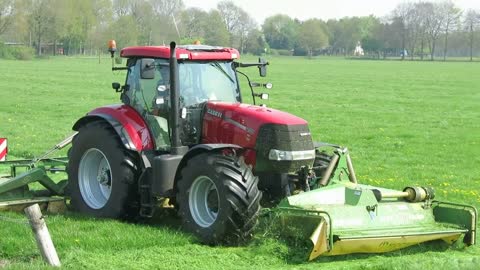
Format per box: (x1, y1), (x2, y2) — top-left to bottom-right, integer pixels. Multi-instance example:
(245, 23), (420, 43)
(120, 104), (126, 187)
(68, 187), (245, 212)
(125, 58), (171, 151)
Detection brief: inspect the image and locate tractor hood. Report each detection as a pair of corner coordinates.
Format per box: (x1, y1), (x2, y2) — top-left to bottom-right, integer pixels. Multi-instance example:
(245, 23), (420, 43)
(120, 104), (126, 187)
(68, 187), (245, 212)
(202, 102), (314, 172)
(202, 102), (308, 147)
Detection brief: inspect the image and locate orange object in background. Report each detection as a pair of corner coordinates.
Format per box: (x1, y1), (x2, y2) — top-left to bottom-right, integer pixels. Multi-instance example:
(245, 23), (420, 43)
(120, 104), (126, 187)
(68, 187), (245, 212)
(108, 40), (117, 52)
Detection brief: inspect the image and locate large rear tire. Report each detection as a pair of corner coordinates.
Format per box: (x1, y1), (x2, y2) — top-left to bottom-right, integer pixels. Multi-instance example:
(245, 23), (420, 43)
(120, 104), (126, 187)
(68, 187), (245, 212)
(67, 121), (139, 219)
(176, 153), (262, 244)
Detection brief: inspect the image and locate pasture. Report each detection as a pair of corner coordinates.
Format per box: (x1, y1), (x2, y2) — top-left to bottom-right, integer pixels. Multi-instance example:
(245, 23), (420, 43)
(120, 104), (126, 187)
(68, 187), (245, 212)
(0, 56), (479, 269)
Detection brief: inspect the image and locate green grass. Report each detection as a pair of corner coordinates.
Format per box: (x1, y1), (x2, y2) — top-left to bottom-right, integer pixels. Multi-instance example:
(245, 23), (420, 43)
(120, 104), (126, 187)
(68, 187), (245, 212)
(1, 56), (480, 269)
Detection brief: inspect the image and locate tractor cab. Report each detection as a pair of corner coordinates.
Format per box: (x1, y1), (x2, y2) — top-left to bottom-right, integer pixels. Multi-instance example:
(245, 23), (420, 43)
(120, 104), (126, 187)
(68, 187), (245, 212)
(113, 43), (269, 151)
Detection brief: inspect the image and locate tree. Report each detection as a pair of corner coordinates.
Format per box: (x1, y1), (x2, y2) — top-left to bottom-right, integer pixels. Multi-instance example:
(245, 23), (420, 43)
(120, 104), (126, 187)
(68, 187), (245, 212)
(217, 0), (255, 51)
(178, 8), (230, 47)
(109, 14), (138, 49)
(56, 0), (103, 55)
(150, 0), (184, 18)
(382, 17), (403, 57)
(217, 0), (242, 33)
(25, 0), (55, 55)
(337, 17), (363, 55)
(361, 19), (386, 58)
(179, 7), (208, 41)
(464, 10), (480, 61)
(414, 2), (432, 60)
(0, 0), (13, 36)
(392, 2), (414, 60)
(203, 10), (230, 46)
(440, 0), (462, 60)
(149, 0), (184, 43)
(235, 9), (256, 53)
(424, 2), (445, 60)
(87, 0), (113, 53)
(297, 19), (328, 57)
(262, 14), (297, 50)
(244, 28), (267, 55)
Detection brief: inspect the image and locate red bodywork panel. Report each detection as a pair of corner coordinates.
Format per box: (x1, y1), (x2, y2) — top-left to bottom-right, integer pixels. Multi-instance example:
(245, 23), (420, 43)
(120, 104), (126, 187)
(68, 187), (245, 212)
(121, 45), (240, 60)
(202, 102), (308, 164)
(88, 105), (154, 151)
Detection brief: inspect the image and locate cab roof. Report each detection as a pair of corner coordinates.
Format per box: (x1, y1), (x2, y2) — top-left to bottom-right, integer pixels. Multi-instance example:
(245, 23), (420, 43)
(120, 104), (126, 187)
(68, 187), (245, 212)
(120, 44), (240, 60)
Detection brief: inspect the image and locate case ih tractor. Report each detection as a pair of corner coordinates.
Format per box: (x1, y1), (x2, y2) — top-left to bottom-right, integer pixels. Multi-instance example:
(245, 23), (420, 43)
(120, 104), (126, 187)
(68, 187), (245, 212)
(67, 41), (312, 243)
(0, 41), (476, 260)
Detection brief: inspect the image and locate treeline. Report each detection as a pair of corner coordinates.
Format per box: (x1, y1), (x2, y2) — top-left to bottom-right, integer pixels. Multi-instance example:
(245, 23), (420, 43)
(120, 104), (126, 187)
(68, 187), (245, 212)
(0, 0), (479, 60)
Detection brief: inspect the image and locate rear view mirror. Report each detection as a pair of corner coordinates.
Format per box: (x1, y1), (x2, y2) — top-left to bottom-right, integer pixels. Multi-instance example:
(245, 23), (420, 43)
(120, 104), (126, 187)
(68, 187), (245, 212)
(112, 82), (120, 92)
(141, 58), (155, 79)
(258, 58), (267, 77)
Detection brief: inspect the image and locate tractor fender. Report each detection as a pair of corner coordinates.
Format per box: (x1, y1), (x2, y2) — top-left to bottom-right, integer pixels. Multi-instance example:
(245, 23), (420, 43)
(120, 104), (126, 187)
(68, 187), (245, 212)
(72, 105), (154, 152)
(181, 144), (243, 166)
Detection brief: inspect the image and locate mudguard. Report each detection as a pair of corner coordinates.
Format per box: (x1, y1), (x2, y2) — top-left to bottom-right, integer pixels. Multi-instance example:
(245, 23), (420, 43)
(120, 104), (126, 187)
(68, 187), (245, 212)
(72, 105), (154, 152)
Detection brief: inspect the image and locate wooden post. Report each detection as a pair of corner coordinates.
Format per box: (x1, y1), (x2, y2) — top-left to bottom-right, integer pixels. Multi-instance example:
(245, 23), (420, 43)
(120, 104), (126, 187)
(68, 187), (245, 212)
(24, 204), (61, 267)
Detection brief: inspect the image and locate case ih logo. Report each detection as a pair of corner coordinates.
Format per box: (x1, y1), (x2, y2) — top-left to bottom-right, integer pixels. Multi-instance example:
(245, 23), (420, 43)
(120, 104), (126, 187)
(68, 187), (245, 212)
(0, 138), (7, 161)
(207, 108), (223, 118)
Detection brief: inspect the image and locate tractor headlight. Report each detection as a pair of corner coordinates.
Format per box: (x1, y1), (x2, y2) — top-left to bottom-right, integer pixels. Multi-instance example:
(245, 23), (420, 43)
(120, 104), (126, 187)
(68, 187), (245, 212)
(268, 149), (315, 161)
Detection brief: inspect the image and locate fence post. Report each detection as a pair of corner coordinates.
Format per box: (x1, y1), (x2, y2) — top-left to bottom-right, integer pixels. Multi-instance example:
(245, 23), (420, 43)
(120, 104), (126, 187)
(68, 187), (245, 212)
(24, 204), (61, 267)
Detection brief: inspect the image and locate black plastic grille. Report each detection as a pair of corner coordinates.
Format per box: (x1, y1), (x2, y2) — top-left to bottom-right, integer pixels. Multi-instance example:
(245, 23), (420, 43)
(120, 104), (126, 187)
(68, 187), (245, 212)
(255, 124), (314, 173)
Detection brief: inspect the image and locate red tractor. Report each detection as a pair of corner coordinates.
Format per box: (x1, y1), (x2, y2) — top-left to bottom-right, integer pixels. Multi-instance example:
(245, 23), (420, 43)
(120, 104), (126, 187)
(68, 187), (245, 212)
(67, 42), (317, 244)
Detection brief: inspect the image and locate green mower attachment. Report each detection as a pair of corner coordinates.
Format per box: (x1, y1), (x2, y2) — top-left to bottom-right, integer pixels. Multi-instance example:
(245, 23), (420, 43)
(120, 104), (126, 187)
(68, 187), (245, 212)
(274, 145), (477, 261)
(0, 134), (75, 208)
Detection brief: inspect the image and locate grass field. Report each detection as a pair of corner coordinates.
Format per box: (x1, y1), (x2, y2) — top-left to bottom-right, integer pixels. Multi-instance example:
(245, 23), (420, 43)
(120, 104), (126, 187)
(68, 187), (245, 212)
(0, 55), (479, 269)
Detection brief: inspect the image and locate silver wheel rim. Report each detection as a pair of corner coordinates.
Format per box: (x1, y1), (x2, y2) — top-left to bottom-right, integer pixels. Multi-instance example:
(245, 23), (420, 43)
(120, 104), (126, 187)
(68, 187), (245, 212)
(78, 148), (112, 209)
(189, 176), (219, 228)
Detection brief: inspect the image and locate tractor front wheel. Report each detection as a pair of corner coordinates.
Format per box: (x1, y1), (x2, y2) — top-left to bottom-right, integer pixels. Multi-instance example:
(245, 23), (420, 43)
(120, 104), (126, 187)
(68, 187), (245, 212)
(176, 153), (262, 244)
(67, 121), (139, 219)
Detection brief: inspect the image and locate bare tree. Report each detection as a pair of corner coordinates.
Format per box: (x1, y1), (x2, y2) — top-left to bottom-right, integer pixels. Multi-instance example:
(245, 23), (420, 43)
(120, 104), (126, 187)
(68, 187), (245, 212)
(150, 0), (184, 17)
(236, 9), (256, 53)
(112, 0), (131, 17)
(217, 0), (255, 50)
(0, 0), (13, 36)
(425, 2), (445, 60)
(217, 0), (242, 33)
(392, 2), (413, 60)
(440, 1), (462, 60)
(415, 2), (434, 60)
(464, 9), (480, 61)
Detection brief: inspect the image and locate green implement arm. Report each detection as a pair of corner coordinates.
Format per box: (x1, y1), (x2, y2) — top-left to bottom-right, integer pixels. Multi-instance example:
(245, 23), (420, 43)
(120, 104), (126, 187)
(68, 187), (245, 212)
(0, 133), (75, 207)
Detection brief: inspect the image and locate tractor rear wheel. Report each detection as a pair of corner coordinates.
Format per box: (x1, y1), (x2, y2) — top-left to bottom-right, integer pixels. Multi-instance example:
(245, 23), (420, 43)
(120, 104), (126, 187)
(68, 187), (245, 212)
(67, 121), (139, 219)
(176, 153), (262, 244)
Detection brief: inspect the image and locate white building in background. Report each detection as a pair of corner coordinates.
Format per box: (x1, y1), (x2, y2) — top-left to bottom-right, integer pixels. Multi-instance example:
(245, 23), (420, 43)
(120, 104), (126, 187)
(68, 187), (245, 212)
(354, 41), (364, 56)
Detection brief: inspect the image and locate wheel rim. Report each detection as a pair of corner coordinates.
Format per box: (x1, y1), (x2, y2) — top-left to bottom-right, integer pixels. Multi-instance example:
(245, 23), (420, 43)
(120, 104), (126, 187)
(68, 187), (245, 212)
(78, 148), (112, 209)
(189, 176), (219, 228)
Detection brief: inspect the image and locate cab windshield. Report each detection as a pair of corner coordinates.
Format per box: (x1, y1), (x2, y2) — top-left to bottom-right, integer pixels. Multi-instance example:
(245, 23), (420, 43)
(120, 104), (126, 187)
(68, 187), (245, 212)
(179, 61), (240, 107)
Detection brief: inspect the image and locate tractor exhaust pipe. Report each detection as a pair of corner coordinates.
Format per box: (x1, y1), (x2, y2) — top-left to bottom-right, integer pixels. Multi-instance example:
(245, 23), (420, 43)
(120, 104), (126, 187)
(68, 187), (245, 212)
(169, 42), (184, 155)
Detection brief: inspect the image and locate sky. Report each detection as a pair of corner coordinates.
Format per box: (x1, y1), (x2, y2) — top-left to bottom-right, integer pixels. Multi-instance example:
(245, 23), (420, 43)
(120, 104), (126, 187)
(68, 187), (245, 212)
(182, 0), (480, 25)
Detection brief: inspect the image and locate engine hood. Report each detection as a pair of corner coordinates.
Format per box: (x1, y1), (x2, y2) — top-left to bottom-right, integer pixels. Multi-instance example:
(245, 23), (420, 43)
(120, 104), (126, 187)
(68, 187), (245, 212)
(206, 101), (307, 124)
(202, 101), (309, 149)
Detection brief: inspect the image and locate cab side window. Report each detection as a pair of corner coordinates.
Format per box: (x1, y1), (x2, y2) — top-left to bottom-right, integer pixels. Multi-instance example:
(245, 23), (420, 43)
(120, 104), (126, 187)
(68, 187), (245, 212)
(126, 58), (171, 150)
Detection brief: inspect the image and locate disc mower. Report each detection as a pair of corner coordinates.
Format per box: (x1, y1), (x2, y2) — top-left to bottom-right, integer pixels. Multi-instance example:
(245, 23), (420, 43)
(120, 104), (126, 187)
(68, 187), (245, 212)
(0, 41), (476, 260)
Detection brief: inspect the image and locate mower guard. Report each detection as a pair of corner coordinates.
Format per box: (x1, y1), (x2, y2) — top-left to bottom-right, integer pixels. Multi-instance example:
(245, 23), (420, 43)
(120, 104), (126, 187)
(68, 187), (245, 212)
(273, 145), (477, 261)
(275, 183), (477, 261)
